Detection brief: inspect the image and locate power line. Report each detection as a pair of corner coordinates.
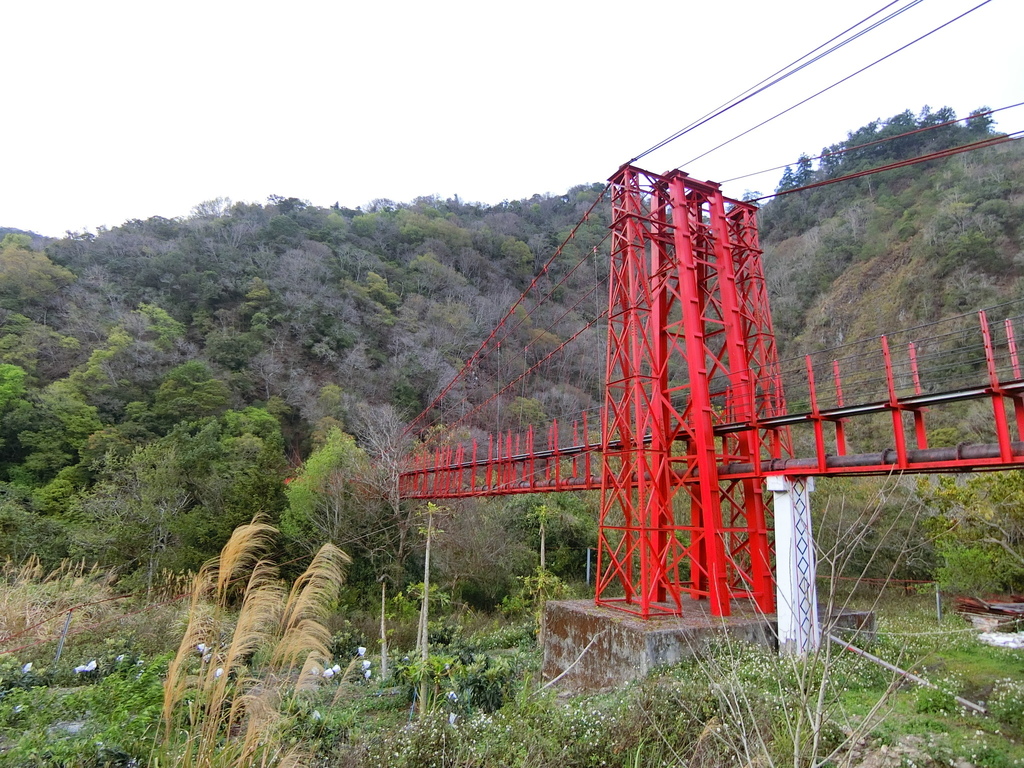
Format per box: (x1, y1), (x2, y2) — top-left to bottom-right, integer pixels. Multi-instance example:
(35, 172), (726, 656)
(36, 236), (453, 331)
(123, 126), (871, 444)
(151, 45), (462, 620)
(629, 0), (925, 164)
(679, 0), (994, 169)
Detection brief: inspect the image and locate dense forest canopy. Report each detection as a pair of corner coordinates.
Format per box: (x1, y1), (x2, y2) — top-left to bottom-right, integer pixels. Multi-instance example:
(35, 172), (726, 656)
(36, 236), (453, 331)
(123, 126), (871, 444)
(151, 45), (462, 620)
(1, 105), (1023, 596)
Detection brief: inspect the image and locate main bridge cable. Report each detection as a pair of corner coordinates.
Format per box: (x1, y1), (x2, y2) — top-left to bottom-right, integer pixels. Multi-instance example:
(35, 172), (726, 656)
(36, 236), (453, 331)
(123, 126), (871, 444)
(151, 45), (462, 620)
(412, 236), (610, 445)
(465, 230), (613, 383)
(438, 308), (609, 439)
(719, 102), (1024, 185)
(449, 279), (610, 429)
(628, 0), (925, 165)
(404, 193), (612, 439)
(678, 0), (995, 170)
(753, 130), (1024, 202)
(415, 273), (610, 446)
(424, 233), (612, 447)
(404, 4), (992, 446)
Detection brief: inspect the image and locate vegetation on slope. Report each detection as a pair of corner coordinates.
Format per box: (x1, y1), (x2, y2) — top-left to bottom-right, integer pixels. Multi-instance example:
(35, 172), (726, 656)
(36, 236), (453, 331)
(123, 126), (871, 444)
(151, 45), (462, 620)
(2, 105), (1024, 765)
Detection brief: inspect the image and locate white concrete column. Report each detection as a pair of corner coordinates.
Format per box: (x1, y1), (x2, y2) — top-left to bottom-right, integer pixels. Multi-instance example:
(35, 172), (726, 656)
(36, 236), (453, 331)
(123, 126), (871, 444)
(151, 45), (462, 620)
(767, 475), (819, 654)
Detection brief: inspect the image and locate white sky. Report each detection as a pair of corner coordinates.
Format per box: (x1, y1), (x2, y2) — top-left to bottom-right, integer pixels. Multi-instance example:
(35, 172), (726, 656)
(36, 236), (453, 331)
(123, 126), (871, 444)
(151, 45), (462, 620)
(2, 0), (1021, 237)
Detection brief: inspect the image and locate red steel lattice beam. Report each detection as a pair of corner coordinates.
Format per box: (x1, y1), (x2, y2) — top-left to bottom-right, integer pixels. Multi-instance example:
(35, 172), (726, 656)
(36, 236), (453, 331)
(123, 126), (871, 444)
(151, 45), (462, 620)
(596, 166), (789, 619)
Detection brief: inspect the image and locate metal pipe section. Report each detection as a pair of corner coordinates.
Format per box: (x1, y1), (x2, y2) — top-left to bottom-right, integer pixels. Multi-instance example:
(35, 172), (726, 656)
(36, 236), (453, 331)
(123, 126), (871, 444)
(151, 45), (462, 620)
(719, 441), (1024, 476)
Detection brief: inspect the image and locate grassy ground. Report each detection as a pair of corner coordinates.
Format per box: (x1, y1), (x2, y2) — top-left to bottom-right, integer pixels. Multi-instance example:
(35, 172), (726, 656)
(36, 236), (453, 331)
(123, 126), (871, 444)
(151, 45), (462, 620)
(3, 579), (1024, 767)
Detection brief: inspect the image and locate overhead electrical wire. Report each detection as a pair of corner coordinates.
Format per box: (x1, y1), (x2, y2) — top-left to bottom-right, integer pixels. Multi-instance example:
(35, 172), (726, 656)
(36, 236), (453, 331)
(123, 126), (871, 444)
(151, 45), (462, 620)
(629, 0), (925, 164)
(678, 0), (994, 169)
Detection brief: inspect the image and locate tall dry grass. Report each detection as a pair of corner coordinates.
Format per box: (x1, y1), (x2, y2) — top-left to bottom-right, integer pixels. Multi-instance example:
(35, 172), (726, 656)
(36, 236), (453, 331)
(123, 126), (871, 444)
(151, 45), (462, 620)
(157, 519), (349, 768)
(0, 557), (119, 651)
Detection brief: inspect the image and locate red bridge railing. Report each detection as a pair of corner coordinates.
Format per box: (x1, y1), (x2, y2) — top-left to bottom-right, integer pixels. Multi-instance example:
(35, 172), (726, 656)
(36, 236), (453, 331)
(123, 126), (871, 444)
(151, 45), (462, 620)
(401, 304), (1024, 490)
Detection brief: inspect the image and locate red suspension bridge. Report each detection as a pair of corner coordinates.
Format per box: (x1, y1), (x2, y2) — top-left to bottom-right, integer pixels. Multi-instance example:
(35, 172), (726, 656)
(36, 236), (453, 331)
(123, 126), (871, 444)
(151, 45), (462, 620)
(385, 0), (1024, 658)
(396, 163), (1024, 643)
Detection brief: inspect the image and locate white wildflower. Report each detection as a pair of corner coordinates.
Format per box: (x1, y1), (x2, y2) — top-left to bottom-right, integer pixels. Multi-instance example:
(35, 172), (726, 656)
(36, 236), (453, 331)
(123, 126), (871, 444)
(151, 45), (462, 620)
(214, 667), (224, 678)
(357, 646), (366, 657)
(74, 660), (97, 673)
(21, 662), (32, 674)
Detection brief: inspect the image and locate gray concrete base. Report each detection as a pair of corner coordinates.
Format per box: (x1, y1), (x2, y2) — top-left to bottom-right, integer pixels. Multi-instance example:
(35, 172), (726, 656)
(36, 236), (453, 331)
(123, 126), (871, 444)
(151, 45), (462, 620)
(541, 599), (875, 690)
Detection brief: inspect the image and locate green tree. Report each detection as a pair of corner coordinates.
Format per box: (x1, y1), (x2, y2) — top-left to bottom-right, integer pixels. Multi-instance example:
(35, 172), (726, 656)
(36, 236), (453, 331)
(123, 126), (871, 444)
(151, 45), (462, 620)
(280, 426), (368, 553)
(500, 237), (535, 275)
(0, 235), (75, 310)
(504, 493), (597, 579)
(73, 442), (193, 596)
(8, 380), (102, 488)
(150, 361), (230, 430)
(64, 305), (189, 420)
(0, 484), (70, 565)
(508, 396), (547, 432)
(794, 153), (815, 186)
(166, 408), (288, 564)
(74, 407), (288, 582)
(136, 303), (185, 350)
(0, 312), (81, 381)
(777, 165), (798, 192)
(920, 472), (1024, 593)
(0, 364), (27, 448)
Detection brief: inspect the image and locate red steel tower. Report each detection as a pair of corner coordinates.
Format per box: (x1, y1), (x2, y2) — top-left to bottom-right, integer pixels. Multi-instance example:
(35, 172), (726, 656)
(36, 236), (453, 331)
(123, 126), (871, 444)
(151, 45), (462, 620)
(597, 165), (789, 618)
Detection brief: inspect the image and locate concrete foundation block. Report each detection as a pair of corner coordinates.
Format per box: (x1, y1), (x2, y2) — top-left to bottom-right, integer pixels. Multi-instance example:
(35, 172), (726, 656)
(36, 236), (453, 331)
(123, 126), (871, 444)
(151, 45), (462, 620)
(541, 600), (876, 690)
(541, 600), (777, 690)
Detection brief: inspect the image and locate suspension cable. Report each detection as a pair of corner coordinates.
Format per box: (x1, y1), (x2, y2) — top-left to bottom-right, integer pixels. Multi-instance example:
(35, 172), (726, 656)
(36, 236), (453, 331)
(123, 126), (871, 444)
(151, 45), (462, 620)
(629, 0), (924, 164)
(720, 102), (1023, 185)
(678, 0), (994, 169)
(404, 186), (610, 436)
(753, 130), (1023, 202)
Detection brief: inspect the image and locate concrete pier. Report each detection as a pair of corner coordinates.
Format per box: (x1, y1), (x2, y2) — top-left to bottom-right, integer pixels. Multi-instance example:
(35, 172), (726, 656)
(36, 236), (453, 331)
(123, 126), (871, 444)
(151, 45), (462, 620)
(541, 600), (874, 690)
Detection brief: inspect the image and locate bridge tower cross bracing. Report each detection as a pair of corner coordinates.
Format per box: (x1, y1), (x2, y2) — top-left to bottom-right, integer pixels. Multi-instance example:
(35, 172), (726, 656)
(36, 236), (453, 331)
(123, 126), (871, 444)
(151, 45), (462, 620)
(597, 165), (790, 619)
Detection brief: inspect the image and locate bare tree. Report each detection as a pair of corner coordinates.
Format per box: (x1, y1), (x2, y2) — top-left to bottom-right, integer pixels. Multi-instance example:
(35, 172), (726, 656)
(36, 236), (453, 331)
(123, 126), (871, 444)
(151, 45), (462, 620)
(353, 403), (418, 684)
(352, 403), (417, 581)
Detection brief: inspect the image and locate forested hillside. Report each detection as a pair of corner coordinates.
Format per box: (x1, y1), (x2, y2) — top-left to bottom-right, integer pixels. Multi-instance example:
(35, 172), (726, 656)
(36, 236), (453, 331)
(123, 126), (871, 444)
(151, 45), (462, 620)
(1, 105), (1022, 598)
